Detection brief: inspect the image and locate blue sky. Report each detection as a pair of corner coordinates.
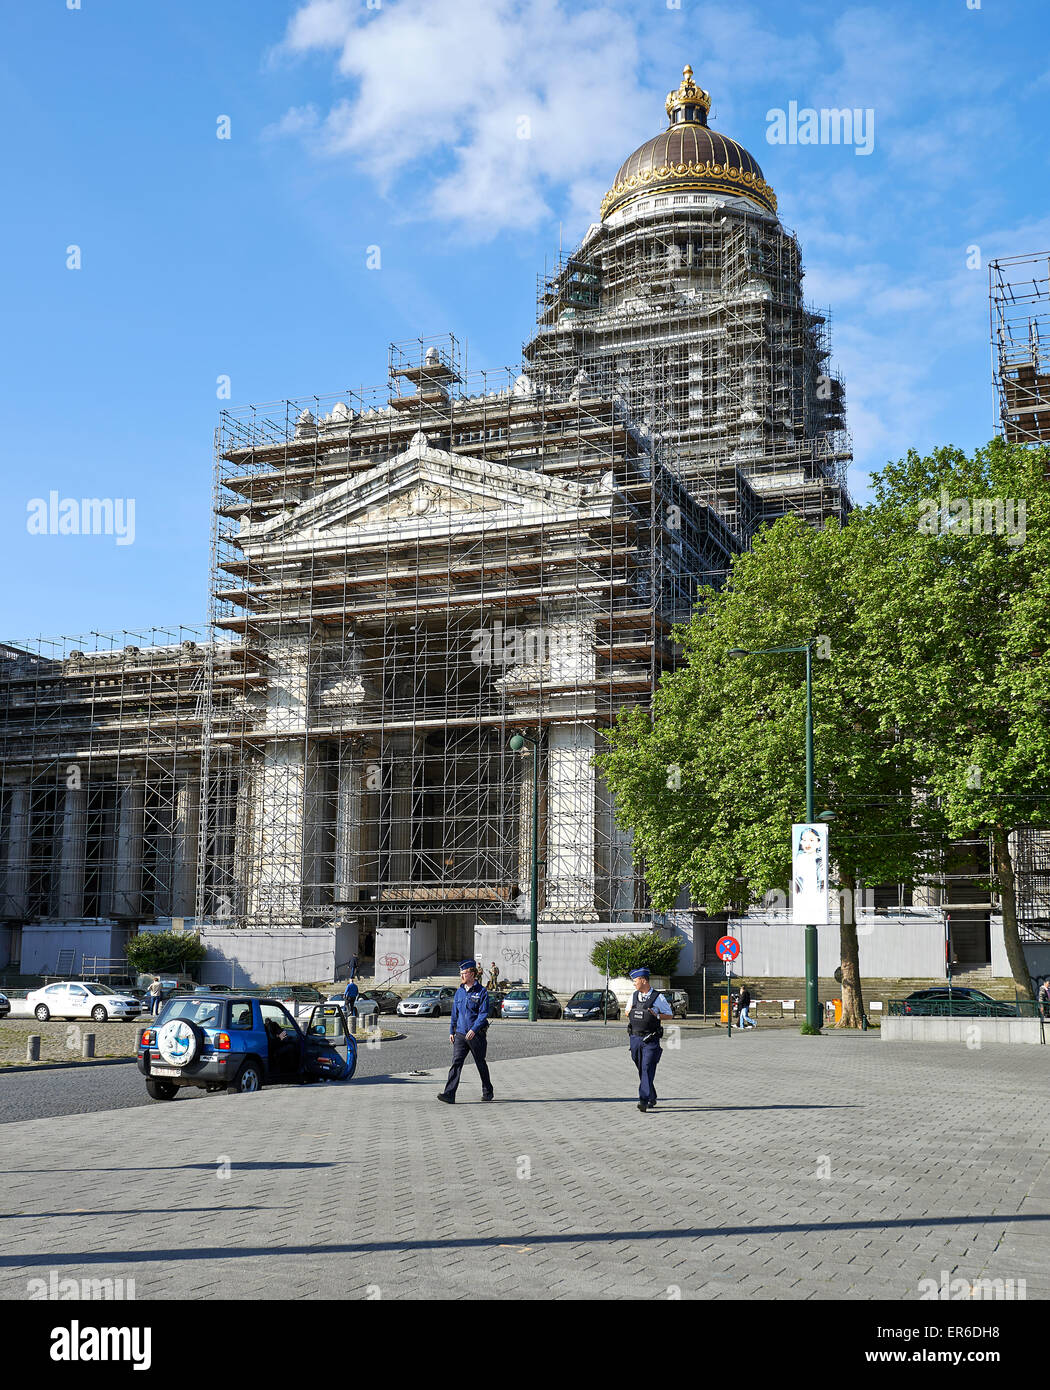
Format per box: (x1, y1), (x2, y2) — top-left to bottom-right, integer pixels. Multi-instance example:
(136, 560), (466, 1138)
(1, 0), (1048, 640)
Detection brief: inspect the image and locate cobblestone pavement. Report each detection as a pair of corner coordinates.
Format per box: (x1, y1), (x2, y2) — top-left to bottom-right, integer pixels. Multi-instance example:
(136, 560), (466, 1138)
(1, 1031), (1048, 1301)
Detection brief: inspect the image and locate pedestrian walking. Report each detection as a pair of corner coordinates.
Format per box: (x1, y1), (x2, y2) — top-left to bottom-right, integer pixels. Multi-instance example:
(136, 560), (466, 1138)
(1038, 978), (1050, 1020)
(147, 977), (163, 1017)
(738, 984), (756, 1029)
(626, 967), (672, 1112)
(437, 959), (493, 1104)
(343, 976), (359, 1025)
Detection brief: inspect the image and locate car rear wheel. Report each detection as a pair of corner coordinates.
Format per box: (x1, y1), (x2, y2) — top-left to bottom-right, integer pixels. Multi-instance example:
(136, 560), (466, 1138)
(91, 1005), (108, 1022)
(228, 1060), (263, 1095)
(34, 1004), (50, 1021)
(146, 1078), (178, 1101)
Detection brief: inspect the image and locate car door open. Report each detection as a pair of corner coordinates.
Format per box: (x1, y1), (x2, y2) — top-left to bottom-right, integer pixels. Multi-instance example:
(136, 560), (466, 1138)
(302, 1004), (358, 1081)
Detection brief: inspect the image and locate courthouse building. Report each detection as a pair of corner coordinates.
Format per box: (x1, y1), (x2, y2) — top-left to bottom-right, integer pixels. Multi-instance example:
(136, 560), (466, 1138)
(1, 70), (1036, 989)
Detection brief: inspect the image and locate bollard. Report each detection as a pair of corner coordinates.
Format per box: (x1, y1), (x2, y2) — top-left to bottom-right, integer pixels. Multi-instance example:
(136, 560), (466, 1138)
(82, 1032), (95, 1059)
(26, 1035), (40, 1062)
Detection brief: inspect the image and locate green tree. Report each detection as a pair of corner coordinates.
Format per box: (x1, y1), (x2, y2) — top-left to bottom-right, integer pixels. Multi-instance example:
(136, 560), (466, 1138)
(125, 930), (207, 977)
(857, 439), (1050, 999)
(589, 931), (683, 979)
(599, 514), (944, 1028)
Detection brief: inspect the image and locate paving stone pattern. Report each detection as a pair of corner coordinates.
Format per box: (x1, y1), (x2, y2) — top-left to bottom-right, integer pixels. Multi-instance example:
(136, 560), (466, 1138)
(1, 1031), (1048, 1301)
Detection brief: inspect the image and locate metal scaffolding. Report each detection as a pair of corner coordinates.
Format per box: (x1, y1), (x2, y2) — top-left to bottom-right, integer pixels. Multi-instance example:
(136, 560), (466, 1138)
(0, 628), (210, 930)
(193, 334), (732, 960)
(991, 252), (1050, 444)
(525, 203), (851, 546)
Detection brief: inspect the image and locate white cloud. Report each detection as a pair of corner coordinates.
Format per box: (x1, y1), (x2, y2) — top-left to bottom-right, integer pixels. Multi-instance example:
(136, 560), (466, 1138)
(268, 0), (1044, 484)
(274, 0), (651, 237)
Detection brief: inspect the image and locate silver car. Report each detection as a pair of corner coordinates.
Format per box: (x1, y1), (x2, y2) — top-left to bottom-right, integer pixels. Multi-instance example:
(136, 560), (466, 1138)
(396, 987), (456, 1018)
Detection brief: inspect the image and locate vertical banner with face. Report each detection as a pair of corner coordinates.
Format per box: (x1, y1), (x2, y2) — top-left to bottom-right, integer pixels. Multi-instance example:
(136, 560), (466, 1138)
(792, 823), (829, 925)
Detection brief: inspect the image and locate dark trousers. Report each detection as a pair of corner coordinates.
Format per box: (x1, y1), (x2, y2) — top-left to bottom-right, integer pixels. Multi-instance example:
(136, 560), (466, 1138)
(629, 1034), (662, 1104)
(442, 1030), (493, 1099)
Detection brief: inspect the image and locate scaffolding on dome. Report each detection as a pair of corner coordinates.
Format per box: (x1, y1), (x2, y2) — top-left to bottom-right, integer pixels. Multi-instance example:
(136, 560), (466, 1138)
(991, 252), (1050, 444)
(526, 204), (852, 549)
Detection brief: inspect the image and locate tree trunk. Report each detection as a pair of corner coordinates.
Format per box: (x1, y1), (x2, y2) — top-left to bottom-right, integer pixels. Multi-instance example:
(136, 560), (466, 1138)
(838, 868), (866, 1028)
(991, 826), (1033, 1000)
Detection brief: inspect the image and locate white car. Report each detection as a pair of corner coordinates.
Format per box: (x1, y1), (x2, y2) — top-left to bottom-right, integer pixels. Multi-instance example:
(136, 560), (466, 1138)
(26, 981), (142, 1023)
(324, 993), (379, 1021)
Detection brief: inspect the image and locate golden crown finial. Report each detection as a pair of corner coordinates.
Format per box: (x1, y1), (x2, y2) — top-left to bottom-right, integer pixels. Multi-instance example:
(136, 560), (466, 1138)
(666, 63), (710, 121)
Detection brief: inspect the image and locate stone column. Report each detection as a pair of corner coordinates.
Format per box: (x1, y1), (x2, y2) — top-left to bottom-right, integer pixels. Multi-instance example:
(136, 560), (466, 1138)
(171, 773), (200, 919)
(596, 769), (635, 920)
(387, 737), (416, 888)
(333, 754), (362, 905)
(55, 783), (87, 919)
(912, 880), (942, 910)
(539, 617), (598, 923)
(2, 780), (31, 919)
(540, 723), (599, 922)
(110, 774), (145, 917)
(245, 635), (315, 927)
(247, 743), (310, 925)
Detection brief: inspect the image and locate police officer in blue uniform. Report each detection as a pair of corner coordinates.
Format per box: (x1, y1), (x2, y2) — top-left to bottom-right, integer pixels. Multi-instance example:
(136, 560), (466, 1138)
(437, 959), (494, 1104)
(626, 967), (673, 1112)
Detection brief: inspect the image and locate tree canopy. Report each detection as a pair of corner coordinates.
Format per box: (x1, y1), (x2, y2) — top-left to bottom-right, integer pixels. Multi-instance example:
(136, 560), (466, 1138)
(125, 930), (207, 976)
(598, 438), (1050, 1020)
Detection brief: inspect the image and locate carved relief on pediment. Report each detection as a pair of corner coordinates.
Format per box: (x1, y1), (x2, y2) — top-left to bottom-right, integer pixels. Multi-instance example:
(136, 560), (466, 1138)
(358, 480), (502, 525)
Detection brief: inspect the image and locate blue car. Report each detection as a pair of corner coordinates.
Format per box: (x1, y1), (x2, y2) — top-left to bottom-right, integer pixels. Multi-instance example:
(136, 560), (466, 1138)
(137, 994), (358, 1100)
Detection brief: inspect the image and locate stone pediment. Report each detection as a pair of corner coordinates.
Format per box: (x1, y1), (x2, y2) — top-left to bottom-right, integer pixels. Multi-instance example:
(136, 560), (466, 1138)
(238, 432), (612, 551)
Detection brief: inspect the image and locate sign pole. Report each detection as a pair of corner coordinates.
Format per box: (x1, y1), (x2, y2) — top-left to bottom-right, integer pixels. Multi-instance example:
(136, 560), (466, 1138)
(715, 936), (741, 1038)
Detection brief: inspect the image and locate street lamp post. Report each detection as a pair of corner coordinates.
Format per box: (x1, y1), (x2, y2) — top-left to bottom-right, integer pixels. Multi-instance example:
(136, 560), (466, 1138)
(728, 643), (832, 1032)
(509, 732), (540, 1023)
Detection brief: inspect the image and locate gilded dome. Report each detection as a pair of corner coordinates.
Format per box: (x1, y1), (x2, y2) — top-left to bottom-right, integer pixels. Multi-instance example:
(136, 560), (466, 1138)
(602, 66), (777, 220)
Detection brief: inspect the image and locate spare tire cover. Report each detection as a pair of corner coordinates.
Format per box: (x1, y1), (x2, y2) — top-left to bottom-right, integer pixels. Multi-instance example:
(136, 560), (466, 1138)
(156, 1018), (203, 1067)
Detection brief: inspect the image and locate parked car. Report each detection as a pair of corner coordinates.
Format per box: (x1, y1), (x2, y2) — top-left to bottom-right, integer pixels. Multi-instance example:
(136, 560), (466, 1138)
(901, 987), (1017, 1018)
(359, 989), (400, 1015)
(324, 993), (379, 1021)
(27, 980), (142, 1023)
(500, 987), (562, 1020)
(137, 994), (358, 1099)
(265, 984), (326, 1003)
(396, 987), (457, 1018)
(265, 985), (326, 1018)
(564, 990), (620, 1021)
(665, 989), (689, 1019)
(0, 990), (9, 1019)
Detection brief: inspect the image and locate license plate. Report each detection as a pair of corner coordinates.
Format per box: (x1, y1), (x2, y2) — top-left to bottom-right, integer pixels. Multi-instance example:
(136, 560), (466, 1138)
(151, 1065), (179, 1077)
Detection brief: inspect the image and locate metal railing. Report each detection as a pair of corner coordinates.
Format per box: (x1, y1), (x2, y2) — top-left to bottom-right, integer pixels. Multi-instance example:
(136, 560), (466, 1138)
(887, 997), (1043, 1018)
